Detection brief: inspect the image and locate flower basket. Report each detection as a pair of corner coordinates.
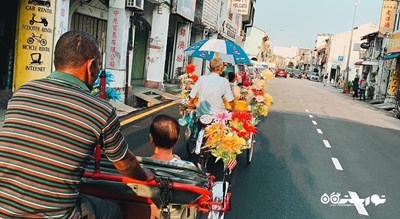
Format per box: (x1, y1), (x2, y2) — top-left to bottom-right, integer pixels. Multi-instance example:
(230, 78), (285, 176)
(202, 111), (257, 166)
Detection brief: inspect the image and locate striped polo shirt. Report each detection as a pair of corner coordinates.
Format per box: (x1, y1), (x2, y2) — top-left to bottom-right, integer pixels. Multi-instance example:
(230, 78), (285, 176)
(0, 71), (128, 218)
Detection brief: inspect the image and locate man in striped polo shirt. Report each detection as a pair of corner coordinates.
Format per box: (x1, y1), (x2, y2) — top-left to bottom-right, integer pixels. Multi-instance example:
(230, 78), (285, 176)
(0, 30), (152, 218)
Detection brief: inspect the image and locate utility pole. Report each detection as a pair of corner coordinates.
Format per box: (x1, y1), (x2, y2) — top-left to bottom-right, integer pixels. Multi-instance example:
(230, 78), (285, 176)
(345, 0), (359, 83)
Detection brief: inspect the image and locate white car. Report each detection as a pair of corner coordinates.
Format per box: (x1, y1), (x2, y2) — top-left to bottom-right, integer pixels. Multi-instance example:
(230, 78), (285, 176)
(309, 72), (320, 82)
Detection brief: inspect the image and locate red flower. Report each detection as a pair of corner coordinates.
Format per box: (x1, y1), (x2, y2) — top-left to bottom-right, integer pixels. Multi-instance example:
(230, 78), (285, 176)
(251, 88), (265, 96)
(190, 73), (199, 82)
(232, 111), (253, 122)
(243, 80), (251, 87)
(185, 63), (196, 73)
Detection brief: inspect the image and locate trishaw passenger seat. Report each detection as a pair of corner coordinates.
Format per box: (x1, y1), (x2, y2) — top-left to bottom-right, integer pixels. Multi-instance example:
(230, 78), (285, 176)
(81, 156), (210, 205)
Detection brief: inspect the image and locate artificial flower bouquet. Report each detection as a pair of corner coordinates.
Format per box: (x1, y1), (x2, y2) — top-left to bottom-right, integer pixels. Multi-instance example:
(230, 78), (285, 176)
(202, 110), (257, 168)
(179, 63), (199, 106)
(240, 78), (274, 123)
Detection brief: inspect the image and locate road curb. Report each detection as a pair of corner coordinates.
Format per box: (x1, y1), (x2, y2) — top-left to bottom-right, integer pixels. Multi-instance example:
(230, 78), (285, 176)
(119, 99), (181, 128)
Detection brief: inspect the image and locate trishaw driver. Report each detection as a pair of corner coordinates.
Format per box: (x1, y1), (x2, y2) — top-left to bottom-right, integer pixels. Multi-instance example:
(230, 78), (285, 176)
(0, 30), (153, 218)
(188, 57), (234, 117)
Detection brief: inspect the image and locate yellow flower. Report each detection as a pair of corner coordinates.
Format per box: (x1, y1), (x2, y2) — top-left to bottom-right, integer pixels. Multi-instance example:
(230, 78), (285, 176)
(261, 69), (274, 80)
(264, 93), (273, 107)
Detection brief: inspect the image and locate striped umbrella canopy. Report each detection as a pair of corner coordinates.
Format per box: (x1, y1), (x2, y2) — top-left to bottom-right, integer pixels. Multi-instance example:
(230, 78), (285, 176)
(184, 39), (250, 65)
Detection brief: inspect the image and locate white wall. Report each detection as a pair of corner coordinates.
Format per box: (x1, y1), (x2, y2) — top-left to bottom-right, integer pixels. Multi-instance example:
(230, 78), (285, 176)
(243, 26), (266, 58)
(327, 23), (378, 81)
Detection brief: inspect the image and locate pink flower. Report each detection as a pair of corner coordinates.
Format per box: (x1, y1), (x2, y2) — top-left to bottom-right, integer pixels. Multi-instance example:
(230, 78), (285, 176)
(214, 110), (232, 123)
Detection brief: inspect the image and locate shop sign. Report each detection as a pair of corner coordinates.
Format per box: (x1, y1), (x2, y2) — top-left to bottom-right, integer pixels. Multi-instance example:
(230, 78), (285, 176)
(388, 31), (400, 53)
(231, 0), (250, 15)
(106, 8), (128, 69)
(173, 23), (190, 75)
(176, 0), (196, 22)
(224, 19), (237, 40)
(378, 0), (397, 37)
(387, 70), (400, 97)
(360, 42), (370, 49)
(15, 0), (55, 90)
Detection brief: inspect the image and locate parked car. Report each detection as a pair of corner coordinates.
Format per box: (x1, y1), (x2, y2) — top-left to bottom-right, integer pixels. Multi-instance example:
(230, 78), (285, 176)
(290, 69), (302, 79)
(275, 68), (288, 78)
(309, 72), (320, 82)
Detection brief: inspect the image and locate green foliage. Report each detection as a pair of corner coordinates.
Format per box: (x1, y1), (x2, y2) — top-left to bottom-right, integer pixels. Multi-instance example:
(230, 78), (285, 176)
(344, 81), (352, 90)
(367, 85), (375, 99)
(288, 62), (294, 68)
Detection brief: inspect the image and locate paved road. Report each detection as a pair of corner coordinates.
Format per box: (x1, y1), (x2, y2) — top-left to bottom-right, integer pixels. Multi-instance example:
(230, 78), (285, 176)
(122, 77), (400, 219)
(226, 78), (400, 219)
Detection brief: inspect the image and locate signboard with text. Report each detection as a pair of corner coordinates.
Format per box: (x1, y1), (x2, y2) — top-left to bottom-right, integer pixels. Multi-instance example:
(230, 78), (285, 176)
(231, 0), (250, 15)
(378, 0), (397, 37)
(14, 0), (55, 90)
(388, 31), (400, 53)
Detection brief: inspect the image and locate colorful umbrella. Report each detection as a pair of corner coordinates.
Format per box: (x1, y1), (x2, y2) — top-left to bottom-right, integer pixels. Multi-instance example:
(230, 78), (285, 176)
(184, 39), (250, 65)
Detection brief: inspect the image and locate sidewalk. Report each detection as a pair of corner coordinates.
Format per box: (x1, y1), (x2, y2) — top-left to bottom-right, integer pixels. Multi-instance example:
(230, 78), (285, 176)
(0, 83), (181, 129)
(331, 84), (395, 115)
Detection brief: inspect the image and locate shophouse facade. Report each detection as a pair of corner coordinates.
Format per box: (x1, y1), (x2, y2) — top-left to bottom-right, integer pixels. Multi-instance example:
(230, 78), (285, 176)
(0, 0), (255, 106)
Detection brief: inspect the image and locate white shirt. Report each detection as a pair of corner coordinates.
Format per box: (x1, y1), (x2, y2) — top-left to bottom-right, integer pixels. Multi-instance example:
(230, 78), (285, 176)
(189, 73), (234, 116)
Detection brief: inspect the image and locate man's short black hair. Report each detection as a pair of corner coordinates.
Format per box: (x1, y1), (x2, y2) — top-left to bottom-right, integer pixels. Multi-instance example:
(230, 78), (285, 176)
(150, 114), (180, 149)
(54, 30), (100, 69)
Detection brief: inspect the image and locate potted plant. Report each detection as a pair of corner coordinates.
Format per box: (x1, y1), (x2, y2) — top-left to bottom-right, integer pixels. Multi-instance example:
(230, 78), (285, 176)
(367, 85), (375, 100)
(343, 81), (352, 94)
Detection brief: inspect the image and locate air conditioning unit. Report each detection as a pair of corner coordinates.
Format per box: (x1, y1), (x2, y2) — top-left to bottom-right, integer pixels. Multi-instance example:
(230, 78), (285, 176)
(126, 0), (144, 10)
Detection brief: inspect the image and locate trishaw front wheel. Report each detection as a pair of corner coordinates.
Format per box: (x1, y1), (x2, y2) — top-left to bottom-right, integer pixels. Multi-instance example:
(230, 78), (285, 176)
(246, 133), (254, 164)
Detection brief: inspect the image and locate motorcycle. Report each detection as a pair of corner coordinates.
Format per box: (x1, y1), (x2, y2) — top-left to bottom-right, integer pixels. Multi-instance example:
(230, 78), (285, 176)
(178, 108), (214, 170)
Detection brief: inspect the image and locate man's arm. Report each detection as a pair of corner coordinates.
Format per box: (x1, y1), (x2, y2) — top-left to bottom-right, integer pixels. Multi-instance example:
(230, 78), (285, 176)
(113, 149), (153, 181)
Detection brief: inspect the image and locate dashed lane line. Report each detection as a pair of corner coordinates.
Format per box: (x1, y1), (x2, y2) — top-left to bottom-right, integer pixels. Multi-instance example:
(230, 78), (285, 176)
(323, 140), (331, 148)
(331, 157), (343, 171)
(309, 115), (314, 118)
(312, 120), (318, 125)
(317, 129), (323, 134)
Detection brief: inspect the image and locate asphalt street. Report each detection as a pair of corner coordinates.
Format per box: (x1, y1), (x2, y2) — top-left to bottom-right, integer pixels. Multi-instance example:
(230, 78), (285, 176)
(122, 77), (400, 219)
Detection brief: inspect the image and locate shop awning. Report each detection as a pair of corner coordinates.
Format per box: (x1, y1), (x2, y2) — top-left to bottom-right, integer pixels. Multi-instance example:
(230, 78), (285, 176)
(383, 53), (400, 60)
(354, 61), (363, 65)
(362, 60), (379, 66)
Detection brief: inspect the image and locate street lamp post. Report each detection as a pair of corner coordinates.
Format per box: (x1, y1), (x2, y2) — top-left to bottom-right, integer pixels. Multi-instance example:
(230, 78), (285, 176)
(344, 0), (360, 83)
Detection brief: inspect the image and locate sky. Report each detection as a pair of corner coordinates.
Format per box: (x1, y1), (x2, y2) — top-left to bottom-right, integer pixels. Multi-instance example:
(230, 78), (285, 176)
(253, 0), (383, 49)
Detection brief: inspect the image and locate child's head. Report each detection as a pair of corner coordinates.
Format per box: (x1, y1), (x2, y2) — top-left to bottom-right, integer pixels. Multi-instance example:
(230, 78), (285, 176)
(227, 71), (236, 83)
(149, 114), (180, 149)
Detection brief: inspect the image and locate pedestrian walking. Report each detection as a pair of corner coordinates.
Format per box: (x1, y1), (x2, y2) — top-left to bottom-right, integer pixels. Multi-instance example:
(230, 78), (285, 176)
(352, 75), (360, 99)
(323, 74), (328, 86)
(359, 76), (368, 101)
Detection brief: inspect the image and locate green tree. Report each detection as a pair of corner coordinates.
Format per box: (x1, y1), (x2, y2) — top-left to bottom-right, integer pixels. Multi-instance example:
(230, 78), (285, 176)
(288, 62), (294, 68)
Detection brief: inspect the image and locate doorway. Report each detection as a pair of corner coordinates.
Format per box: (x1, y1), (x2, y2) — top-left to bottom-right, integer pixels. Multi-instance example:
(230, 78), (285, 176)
(131, 28), (149, 80)
(0, 0), (17, 90)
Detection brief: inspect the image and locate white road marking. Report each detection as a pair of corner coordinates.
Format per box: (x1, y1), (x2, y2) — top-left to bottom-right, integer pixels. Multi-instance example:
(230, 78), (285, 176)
(323, 140), (331, 148)
(331, 157), (343, 170)
(317, 129), (323, 134)
(348, 191), (369, 216)
(312, 120), (318, 125)
(305, 109), (309, 112)
(309, 115), (314, 118)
